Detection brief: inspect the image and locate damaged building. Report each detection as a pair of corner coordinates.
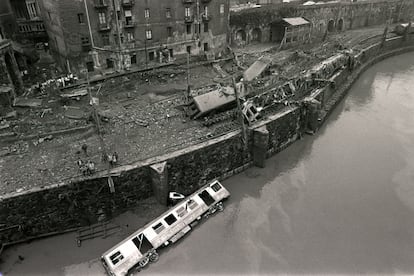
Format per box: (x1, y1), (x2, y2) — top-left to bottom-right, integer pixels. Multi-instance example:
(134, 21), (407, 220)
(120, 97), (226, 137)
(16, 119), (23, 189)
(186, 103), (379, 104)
(39, 0), (230, 74)
(0, 0), (31, 103)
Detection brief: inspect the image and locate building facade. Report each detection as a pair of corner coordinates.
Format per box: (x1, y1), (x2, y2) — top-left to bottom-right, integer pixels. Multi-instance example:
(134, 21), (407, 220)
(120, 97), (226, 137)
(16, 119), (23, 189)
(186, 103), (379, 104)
(0, 0), (26, 96)
(5, 0), (48, 45)
(39, 0), (230, 74)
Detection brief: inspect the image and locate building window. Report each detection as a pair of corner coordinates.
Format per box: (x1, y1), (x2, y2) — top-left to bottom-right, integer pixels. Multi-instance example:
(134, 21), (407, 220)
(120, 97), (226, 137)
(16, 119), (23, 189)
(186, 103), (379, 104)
(77, 13), (84, 24)
(204, 22), (208, 32)
(166, 8), (171, 18)
(131, 54), (137, 64)
(98, 12), (106, 24)
(127, 32), (134, 41)
(146, 30), (152, 40)
(169, 49), (173, 58)
(26, 0), (39, 19)
(86, 61), (94, 72)
(220, 4), (225, 15)
(149, 51), (155, 61)
(185, 7), (191, 17)
(203, 42), (209, 52)
(186, 45), (191, 54)
(186, 24), (191, 35)
(106, 58), (114, 68)
(102, 33), (110, 45)
(204, 6), (208, 16)
(81, 36), (91, 52)
(144, 8), (150, 18)
(125, 10), (133, 25)
(167, 27), (173, 37)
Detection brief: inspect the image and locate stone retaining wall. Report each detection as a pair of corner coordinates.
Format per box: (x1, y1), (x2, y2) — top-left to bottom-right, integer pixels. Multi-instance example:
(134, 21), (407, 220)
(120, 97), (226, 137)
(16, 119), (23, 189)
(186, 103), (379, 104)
(2, 34), (414, 245)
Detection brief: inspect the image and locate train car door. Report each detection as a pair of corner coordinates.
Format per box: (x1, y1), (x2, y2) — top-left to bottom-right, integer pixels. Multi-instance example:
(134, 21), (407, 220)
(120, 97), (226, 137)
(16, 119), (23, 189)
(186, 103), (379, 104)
(132, 233), (153, 254)
(198, 190), (215, 206)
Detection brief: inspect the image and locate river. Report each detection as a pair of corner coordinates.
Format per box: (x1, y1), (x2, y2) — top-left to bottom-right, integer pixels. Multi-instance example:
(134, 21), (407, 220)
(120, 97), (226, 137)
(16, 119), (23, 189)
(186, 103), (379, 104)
(3, 52), (414, 275)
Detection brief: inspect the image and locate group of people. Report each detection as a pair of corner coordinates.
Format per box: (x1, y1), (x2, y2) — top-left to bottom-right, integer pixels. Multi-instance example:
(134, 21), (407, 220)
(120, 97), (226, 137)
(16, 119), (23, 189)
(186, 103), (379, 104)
(77, 159), (96, 176)
(76, 143), (119, 177)
(102, 152), (119, 166)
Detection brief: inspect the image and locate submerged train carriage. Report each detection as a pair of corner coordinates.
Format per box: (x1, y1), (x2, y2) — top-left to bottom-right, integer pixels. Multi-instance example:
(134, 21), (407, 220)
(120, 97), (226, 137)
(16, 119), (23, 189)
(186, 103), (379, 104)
(101, 180), (230, 276)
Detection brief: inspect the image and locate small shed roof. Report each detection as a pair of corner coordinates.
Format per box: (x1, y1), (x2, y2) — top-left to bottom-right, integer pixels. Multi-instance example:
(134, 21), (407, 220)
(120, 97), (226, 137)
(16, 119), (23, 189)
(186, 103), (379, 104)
(282, 17), (310, 26)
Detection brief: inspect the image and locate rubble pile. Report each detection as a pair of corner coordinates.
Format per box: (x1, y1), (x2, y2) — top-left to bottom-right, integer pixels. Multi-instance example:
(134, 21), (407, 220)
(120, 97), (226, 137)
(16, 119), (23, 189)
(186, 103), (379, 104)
(0, 25), (393, 195)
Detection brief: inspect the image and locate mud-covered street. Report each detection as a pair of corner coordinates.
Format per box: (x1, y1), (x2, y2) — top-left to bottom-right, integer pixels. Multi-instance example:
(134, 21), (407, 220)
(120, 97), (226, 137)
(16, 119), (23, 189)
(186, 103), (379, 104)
(3, 51), (414, 275)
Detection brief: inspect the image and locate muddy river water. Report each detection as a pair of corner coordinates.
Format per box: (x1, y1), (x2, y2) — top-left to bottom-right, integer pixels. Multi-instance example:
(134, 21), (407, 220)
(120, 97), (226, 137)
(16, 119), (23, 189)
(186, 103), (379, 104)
(3, 52), (414, 275)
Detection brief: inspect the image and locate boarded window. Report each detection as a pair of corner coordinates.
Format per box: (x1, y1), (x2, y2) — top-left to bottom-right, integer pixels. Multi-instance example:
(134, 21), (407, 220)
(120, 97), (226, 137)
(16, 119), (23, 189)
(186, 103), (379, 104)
(176, 206), (188, 217)
(152, 222), (165, 234)
(109, 251), (124, 265)
(211, 182), (222, 192)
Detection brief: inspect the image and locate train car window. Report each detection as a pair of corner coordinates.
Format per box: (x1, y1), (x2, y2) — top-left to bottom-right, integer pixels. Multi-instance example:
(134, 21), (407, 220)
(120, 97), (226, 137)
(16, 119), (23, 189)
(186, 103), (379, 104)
(152, 222), (165, 234)
(176, 206), (188, 217)
(198, 190), (215, 206)
(211, 182), (222, 192)
(109, 251), (124, 265)
(132, 234), (153, 253)
(164, 214), (177, 225)
(187, 199), (199, 210)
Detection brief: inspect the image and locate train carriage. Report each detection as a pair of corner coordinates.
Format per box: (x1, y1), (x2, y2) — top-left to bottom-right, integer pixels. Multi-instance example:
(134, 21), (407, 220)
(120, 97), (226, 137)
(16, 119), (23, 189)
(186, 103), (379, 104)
(101, 180), (230, 276)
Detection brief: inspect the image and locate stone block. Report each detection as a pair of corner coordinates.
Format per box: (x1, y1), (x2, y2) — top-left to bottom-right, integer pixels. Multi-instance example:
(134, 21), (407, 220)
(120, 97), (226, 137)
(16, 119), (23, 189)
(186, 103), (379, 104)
(150, 161), (169, 206)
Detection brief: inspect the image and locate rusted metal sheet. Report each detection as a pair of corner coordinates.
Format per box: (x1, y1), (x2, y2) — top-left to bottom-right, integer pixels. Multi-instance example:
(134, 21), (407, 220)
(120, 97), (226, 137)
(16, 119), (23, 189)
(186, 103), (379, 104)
(243, 56), (272, 82)
(192, 86), (237, 116)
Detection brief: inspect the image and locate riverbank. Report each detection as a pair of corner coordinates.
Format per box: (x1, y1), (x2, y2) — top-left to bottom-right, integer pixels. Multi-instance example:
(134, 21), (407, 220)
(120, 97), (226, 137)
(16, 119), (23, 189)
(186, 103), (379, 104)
(2, 32), (414, 248)
(4, 50), (414, 274)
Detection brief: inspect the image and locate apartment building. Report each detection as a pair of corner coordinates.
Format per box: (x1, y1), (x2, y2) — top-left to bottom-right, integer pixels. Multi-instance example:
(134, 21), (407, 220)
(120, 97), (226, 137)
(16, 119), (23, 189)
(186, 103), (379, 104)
(39, 0), (230, 73)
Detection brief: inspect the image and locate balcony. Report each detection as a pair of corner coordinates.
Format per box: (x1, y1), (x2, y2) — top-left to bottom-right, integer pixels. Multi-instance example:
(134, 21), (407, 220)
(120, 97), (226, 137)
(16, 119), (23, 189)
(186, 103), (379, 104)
(94, 0), (109, 9)
(184, 15), (194, 23)
(121, 0), (134, 7)
(201, 13), (212, 21)
(123, 21), (136, 28)
(17, 20), (47, 38)
(98, 23), (111, 32)
(182, 0), (194, 4)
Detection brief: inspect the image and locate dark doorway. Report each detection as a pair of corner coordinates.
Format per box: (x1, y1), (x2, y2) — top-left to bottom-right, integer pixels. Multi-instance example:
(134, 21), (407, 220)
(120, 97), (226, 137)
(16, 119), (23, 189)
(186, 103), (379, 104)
(251, 28), (262, 43)
(235, 29), (246, 43)
(130, 54), (137, 64)
(327, 19), (335, 32)
(86, 61), (94, 72)
(203, 42), (209, 52)
(149, 51), (155, 61)
(132, 233), (153, 253)
(337, 18), (344, 31)
(5, 53), (21, 90)
(106, 58), (114, 68)
(270, 22), (285, 42)
(198, 190), (215, 206)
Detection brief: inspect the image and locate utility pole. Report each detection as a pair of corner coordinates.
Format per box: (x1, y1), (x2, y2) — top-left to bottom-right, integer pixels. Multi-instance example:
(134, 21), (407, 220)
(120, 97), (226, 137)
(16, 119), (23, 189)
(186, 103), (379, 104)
(196, 0), (200, 40)
(112, 0), (123, 71)
(186, 52), (190, 103)
(83, 0), (99, 67)
(83, 0), (95, 48)
(144, 37), (148, 69)
(232, 77), (247, 150)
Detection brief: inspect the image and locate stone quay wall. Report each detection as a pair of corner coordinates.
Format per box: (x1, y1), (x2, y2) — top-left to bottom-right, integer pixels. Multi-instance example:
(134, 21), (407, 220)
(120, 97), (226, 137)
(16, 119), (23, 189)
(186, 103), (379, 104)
(2, 34), (414, 245)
